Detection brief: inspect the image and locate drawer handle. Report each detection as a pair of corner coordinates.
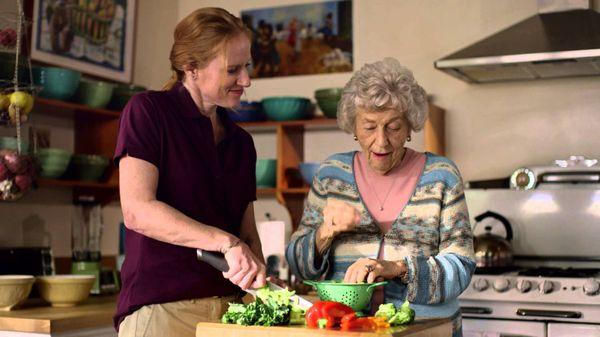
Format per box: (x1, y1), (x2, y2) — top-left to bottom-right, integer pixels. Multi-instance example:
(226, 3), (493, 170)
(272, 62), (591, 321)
(517, 309), (581, 318)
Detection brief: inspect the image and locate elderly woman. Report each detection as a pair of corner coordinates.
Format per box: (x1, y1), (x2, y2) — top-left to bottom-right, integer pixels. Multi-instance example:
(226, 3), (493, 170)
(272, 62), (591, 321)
(285, 58), (475, 337)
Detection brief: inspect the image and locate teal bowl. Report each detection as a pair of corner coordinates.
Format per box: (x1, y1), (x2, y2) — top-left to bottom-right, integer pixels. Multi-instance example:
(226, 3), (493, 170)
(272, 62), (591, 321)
(67, 154), (109, 181)
(74, 79), (115, 109)
(261, 97), (311, 121)
(256, 159), (276, 188)
(32, 67), (81, 100)
(107, 84), (146, 111)
(36, 148), (72, 178)
(0, 137), (29, 153)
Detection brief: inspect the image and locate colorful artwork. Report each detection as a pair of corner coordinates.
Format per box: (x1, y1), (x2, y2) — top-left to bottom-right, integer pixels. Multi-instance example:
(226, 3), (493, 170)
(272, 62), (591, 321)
(241, 0), (352, 78)
(31, 0), (135, 82)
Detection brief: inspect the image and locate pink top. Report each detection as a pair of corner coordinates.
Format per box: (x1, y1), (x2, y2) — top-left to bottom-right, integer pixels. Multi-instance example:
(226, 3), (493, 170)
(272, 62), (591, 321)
(354, 148), (426, 313)
(354, 148), (426, 233)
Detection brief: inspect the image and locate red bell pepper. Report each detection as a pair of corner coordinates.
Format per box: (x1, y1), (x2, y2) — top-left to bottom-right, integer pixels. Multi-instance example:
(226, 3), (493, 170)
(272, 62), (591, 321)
(305, 301), (354, 329)
(340, 313), (390, 331)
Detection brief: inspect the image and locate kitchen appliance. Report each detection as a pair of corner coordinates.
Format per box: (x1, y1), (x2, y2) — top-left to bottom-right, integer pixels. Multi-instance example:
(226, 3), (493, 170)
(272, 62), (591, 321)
(472, 211), (514, 268)
(510, 155), (599, 190)
(0, 247), (54, 276)
(461, 185), (600, 336)
(196, 249), (312, 309)
(435, 0), (600, 83)
(71, 195), (103, 294)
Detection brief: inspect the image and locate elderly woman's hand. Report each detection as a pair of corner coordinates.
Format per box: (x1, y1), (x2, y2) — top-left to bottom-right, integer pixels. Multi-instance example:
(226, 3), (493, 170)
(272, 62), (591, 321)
(344, 258), (407, 283)
(315, 199), (361, 254)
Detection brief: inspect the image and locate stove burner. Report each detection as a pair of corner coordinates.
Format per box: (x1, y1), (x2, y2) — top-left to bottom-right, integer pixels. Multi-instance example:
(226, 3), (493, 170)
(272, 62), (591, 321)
(517, 267), (600, 278)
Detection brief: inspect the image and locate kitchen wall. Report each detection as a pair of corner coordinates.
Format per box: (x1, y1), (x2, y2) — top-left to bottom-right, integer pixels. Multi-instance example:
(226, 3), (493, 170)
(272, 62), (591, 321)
(2, 0), (599, 257)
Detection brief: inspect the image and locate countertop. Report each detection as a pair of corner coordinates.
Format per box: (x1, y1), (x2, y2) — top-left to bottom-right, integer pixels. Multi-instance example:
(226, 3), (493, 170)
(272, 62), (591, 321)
(0, 295), (117, 334)
(197, 319), (452, 337)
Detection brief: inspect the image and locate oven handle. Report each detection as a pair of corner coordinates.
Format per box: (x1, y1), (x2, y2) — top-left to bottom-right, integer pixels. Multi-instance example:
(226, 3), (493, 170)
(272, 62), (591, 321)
(517, 308), (582, 318)
(460, 306), (493, 315)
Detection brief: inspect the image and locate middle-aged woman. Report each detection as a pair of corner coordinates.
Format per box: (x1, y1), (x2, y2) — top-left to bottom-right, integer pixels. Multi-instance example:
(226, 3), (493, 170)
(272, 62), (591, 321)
(114, 8), (266, 337)
(286, 57), (475, 337)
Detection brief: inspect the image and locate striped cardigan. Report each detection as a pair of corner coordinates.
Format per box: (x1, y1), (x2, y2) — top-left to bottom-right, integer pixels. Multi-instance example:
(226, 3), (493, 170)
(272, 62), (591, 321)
(285, 151), (475, 337)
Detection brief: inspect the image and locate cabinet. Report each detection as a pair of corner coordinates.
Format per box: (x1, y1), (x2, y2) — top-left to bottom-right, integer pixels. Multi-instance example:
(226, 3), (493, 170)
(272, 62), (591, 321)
(241, 103), (445, 231)
(33, 97), (119, 205)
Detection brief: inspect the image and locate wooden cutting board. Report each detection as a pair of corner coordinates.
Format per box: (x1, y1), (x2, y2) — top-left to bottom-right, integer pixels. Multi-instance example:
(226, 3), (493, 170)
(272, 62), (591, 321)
(197, 318), (452, 337)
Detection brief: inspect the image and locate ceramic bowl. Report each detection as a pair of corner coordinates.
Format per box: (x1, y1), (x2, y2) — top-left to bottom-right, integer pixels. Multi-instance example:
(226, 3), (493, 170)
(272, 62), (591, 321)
(299, 162), (320, 185)
(74, 79), (116, 109)
(261, 97), (311, 121)
(36, 275), (95, 307)
(256, 159), (276, 188)
(67, 154), (109, 181)
(36, 148), (72, 179)
(107, 84), (146, 111)
(32, 66), (81, 101)
(0, 275), (35, 311)
(315, 88), (342, 119)
(0, 137), (29, 153)
(228, 101), (265, 123)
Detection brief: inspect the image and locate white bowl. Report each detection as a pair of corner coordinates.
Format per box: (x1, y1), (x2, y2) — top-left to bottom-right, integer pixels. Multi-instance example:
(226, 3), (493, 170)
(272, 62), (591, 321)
(0, 275), (35, 311)
(36, 275), (95, 307)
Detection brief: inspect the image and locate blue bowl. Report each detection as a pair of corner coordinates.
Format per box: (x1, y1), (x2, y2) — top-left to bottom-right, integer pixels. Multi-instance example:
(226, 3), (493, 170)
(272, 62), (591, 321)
(299, 162), (320, 185)
(32, 67), (81, 100)
(228, 101), (265, 122)
(261, 96), (311, 121)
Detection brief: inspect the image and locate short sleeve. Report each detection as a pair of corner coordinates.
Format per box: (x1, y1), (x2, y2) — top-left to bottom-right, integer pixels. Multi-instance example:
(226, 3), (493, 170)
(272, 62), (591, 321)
(114, 93), (161, 168)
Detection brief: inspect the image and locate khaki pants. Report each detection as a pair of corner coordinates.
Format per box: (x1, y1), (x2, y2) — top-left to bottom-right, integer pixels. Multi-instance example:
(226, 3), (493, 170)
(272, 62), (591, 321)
(118, 295), (240, 337)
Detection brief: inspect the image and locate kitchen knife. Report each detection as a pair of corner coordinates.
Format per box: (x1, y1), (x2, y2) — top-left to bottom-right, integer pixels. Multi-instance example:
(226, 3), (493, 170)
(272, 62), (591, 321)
(196, 249), (313, 309)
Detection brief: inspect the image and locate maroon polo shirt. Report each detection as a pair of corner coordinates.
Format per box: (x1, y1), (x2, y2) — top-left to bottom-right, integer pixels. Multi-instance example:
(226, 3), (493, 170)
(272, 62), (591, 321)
(113, 82), (256, 329)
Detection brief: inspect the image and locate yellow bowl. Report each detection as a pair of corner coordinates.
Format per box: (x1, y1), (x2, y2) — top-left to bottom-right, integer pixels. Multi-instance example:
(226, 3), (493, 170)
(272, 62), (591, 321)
(0, 275), (35, 311)
(36, 275), (95, 307)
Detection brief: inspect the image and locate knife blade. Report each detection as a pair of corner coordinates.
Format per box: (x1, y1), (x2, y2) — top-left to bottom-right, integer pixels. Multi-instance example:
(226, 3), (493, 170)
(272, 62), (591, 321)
(196, 249), (312, 309)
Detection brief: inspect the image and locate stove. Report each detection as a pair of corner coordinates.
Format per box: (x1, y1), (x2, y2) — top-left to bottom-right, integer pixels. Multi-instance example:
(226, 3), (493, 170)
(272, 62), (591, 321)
(461, 188), (600, 337)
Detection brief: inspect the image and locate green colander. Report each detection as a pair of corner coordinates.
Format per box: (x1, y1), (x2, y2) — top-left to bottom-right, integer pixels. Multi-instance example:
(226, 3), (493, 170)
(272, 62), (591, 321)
(303, 280), (387, 312)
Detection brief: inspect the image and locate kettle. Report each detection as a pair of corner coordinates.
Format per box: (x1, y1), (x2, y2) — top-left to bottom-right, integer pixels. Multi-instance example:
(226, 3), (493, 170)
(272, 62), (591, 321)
(473, 211), (514, 268)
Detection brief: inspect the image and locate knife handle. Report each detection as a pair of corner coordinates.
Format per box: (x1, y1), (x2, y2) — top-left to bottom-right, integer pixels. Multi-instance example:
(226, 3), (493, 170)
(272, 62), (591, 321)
(196, 249), (230, 272)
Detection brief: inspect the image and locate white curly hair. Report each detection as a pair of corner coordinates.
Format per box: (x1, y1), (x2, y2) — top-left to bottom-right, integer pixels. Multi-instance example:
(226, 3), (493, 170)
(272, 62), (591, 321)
(337, 57), (428, 134)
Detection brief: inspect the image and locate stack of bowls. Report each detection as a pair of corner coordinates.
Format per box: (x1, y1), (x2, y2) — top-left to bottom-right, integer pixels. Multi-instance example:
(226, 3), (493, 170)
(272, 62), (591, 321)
(107, 84), (146, 111)
(228, 101), (265, 123)
(67, 154), (109, 181)
(256, 159), (276, 188)
(0, 275), (35, 311)
(32, 67), (81, 101)
(315, 88), (342, 119)
(36, 148), (72, 179)
(261, 96), (311, 121)
(74, 79), (115, 109)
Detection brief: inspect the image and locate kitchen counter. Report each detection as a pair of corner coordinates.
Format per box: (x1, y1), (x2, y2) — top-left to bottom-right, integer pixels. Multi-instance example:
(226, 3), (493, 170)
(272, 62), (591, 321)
(197, 319), (452, 337)
(0, 295), (117, 335)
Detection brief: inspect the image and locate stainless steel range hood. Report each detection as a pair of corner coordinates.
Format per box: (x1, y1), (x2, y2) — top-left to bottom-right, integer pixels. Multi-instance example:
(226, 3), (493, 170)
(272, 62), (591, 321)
(435, 1), (600, 83)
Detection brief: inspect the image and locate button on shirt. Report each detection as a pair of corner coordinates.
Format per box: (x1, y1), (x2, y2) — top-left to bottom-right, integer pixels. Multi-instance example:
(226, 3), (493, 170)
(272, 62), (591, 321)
(113, 82), (257, 329)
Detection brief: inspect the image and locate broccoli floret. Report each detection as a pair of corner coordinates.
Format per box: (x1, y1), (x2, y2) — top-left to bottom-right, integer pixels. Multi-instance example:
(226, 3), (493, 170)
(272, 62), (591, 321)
(374, 303), (396, 320)
(388, 300), (415, 325)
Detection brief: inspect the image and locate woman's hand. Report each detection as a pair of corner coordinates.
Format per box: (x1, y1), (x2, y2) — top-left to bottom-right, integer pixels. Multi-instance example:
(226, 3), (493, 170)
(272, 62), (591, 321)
(315, 199), (361, 254)
(222, 242), (267, 290)
(343, 258), (406, 283)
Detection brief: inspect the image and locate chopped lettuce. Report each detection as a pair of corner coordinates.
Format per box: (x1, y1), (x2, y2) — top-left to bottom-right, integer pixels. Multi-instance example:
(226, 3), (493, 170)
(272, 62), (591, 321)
(221, 287), (306, 326)
(374, 300), (415, 326)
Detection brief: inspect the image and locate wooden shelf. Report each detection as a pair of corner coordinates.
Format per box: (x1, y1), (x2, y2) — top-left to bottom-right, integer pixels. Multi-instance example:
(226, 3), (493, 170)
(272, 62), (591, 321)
(257, 188), (276, 196)
(35, 97), (121, 119)
(36, 178), (118, 190)
(281, 187), (310, 194)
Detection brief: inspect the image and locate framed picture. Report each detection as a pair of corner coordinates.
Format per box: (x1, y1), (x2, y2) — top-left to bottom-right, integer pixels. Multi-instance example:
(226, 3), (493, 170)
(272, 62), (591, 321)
(31, 0), (135, 83)
(241, 0), (353, 78)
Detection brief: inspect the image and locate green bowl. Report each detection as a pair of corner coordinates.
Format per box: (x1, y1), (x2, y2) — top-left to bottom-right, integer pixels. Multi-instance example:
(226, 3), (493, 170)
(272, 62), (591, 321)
(0, 137), (29, 152)
(36, 148), (72, 178)
(32, 66), (81, 100)
(261, 97), (311, 121)
(74, 79), (115, 109)
(304, 280), (387, 312)
(315, 88), (343, 99)
(68, 154), (109, 181)
(256, 159), (276, 188)
(108, 84), (146, 111)
(316, 97), (339, 118)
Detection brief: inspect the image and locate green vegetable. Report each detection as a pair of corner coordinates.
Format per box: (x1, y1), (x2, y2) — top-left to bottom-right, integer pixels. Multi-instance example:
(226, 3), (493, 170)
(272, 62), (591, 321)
(221, 287), (306, 326)
(317, 318), (328, 329)
(374, 300), (415, 326)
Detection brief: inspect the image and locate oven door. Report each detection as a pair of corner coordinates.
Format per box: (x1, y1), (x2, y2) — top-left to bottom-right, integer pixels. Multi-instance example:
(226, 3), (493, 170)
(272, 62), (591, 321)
(463, 319), (546, 337)
(548, 323), (600, 337)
